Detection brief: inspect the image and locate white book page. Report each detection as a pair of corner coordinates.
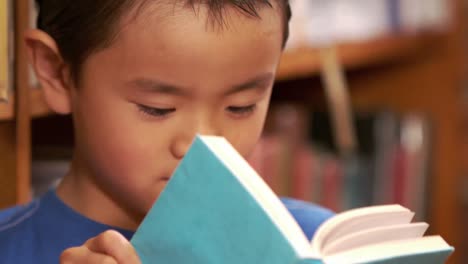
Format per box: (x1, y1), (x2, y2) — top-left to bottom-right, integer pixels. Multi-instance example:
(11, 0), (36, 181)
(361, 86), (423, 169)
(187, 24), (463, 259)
(323, 222), (429, 255)
(311, 205), (414, 254)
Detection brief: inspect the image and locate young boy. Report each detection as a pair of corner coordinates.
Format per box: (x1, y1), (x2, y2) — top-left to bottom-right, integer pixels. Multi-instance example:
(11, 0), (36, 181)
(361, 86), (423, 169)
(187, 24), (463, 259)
(0, 0), (333, 263)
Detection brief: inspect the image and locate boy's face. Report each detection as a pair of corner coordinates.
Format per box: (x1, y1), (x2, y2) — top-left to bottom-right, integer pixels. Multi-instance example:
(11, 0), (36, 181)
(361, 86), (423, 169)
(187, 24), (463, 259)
(70, 3), (283, 218)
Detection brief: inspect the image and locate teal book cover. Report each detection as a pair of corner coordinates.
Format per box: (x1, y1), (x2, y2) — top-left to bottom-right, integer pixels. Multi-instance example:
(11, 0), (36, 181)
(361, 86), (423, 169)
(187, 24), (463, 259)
(130, 135), (315, 264)
(364, 251), (453, 264)
(130, 135), (453, 264)
(320, 235), (453, 264)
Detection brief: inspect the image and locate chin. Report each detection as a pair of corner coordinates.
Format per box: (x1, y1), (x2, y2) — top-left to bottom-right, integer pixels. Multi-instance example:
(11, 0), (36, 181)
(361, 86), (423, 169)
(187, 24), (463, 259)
(133, 180), (168, 215)
(148, 185), (165, 204)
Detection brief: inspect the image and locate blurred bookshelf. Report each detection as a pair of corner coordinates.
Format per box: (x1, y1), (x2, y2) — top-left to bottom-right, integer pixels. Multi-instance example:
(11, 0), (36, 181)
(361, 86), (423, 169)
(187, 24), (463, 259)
(277, 33), (443, 81)
(0, 88), (50, 120)
(250, 106), (432, 218)
(268, 1), (465, 263)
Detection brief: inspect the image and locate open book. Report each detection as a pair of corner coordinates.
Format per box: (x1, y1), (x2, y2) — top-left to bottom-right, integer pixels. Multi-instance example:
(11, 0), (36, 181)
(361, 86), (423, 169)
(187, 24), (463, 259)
(131, 135), (453, 264)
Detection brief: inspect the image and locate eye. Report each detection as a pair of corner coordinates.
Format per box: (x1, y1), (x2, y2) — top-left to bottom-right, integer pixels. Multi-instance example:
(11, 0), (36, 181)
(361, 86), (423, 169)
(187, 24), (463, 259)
(137, 104), (175, 118)
(226, 104), (257, 117)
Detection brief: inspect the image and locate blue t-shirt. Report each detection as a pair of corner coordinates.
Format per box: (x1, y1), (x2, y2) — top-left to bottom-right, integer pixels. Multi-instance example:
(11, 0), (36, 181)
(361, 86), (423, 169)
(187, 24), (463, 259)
(0, 190), (334, 263)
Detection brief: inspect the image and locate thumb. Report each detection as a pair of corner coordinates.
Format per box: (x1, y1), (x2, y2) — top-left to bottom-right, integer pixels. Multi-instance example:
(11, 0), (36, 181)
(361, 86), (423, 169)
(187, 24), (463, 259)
(85, 230), (141, 263)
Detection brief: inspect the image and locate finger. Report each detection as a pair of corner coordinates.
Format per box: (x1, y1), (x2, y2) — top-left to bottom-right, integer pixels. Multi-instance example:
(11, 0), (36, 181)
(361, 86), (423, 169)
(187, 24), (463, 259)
(60, 246), (117, 264)
(84, 230), (141, 263)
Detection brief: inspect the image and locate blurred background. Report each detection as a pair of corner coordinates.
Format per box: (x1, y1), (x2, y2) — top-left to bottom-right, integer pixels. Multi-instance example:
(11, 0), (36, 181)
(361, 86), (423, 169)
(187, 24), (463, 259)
(0, 0), (467, 263)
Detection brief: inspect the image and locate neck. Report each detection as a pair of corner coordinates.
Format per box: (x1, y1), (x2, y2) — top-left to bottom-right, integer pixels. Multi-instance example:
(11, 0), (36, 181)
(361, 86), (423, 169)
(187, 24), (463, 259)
(56, 157), (141, 231)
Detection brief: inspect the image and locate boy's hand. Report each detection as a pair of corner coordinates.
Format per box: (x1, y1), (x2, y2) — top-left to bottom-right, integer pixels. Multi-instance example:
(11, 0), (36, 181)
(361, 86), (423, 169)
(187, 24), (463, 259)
(60, 230), (141, 263)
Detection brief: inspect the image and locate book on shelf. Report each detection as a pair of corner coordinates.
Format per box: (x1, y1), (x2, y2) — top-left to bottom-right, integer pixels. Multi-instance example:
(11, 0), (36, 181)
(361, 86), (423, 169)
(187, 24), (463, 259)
(372, 111), (400, 207)
(248, 107), (432, 215)
(399, 114), (431, 221)
(285, 0), (451, 49)
(130, 135), (453, 264)
(0, 0), (14, 102)
(28, 0), (39, 88)
(306, 111), (431, 215)
(398, 0), (451, 33)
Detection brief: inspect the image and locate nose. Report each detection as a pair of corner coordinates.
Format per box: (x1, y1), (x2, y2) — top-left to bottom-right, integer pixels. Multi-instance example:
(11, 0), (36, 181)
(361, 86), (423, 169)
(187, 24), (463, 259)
(170, 138), (191, 160)
(170, 118), (221, 160)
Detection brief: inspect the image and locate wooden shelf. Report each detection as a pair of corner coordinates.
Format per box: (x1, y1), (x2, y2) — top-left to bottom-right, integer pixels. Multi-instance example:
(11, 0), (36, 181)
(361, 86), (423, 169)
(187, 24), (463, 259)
(0, 88), (51, 120)
(276, 33), (443, 81)
(0, 99), (13, 120)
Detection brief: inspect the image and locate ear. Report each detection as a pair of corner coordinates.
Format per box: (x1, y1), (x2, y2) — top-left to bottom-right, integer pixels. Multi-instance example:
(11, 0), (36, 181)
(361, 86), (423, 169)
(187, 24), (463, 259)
(24, 29), (72, 115)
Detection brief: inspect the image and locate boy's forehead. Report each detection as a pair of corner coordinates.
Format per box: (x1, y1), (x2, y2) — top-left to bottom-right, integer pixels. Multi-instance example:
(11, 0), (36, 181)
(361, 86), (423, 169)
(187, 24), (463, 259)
(107, 0), (284, 63)
(120, 0), (283, 38)
(88, 0), (284, 91)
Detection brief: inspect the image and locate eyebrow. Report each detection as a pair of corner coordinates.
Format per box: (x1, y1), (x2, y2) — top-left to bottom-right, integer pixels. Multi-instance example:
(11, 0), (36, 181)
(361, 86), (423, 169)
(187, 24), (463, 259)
(127, 73), (274, 96)
(128, 78), (187, 96)
(224, 73), (274, 95)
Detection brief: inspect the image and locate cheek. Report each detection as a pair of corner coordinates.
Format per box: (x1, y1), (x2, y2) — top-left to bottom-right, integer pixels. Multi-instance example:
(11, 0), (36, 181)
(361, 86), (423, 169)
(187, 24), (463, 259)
(76, 97), (158, 179)
(225, 102), (270, 158)
(86, 120), (151, 180)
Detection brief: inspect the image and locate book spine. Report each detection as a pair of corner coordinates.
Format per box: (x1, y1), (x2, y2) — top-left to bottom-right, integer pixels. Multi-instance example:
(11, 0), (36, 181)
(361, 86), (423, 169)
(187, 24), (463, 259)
(28, 0), (39, 88)
(310, 152), (323, 204)
(321, 156), (342, 212)
(342, 155), (372, 209)
(400, 115), (431, 220)
(291, 147), (314, 201)
(392, 144), (407, 205)
(0, 0), (12, 101)
(387, 0), (401, 32)
(276, 135), (292, 196)
(248, 137), (266, 183)
(248, 135), (278, 191)
(372, 112), (399, 205)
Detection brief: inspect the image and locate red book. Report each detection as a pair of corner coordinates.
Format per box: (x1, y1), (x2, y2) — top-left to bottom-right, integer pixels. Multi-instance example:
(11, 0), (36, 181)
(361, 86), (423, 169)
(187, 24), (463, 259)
(291, 146), (314, 201)
(392, 146), (408, 205)
(321, 158), (343, 212)
(248, 136), (282, 194)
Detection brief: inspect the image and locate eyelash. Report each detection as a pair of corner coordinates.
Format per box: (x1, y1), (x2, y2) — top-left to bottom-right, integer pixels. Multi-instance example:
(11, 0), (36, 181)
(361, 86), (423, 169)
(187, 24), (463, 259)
(137, 104), (257, 118)
(226, 104), (257, 117)
(137, 104), (175, 118)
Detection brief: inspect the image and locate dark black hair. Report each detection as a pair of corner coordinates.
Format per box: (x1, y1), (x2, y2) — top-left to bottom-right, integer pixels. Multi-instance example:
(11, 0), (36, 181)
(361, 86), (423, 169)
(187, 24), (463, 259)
(35, 0), (291, 84)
